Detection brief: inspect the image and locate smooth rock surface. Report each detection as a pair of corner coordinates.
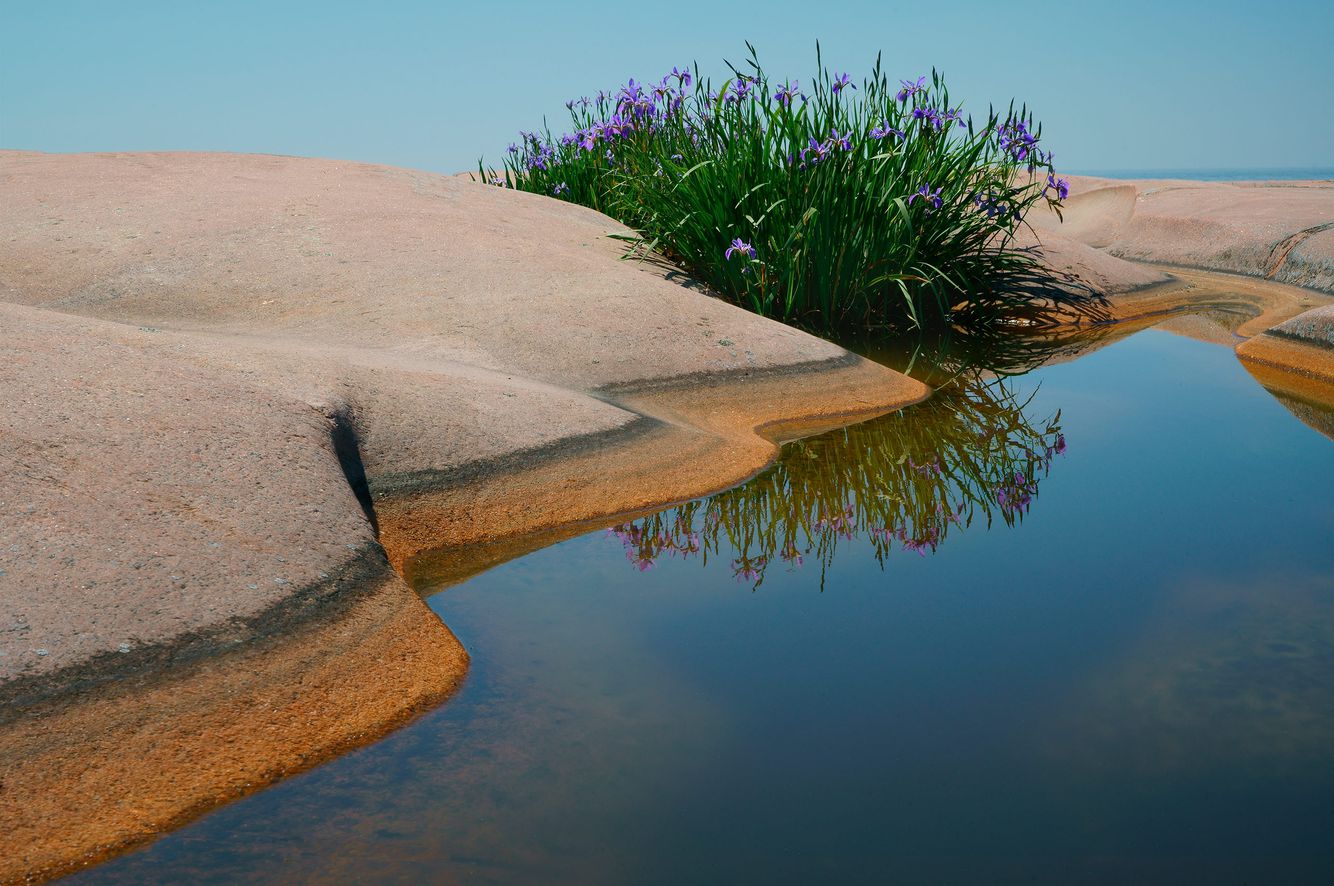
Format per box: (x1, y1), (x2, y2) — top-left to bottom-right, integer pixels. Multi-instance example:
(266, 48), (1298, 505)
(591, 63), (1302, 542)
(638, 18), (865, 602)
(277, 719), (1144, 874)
(0, 150), (926, 704)
(1032, 176), (1334, 293)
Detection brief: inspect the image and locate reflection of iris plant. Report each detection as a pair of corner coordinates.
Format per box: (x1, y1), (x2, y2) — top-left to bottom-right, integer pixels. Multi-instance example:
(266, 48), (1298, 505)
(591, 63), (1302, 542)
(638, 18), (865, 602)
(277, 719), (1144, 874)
(480, 46), (1079, 333)
(606, 363), (1066, 589)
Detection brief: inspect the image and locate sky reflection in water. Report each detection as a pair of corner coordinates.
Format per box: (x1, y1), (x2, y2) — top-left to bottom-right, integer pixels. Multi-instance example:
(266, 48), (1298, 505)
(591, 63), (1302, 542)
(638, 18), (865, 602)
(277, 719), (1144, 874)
(78, 321), (1334, 885)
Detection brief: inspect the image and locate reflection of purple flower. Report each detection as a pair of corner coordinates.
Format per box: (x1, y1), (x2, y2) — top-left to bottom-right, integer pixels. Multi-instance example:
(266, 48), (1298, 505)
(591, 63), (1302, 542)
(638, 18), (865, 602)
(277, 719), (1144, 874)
(816, 505), (855, 540)
(725, 238), (756, 260)
(897, 526), (939, 556)
(908, 455), (942, 476)
(1054, 434), (1067, 455)
(996, 472), (1035, 516)
(832, 72), (856, 94)
(732, 557), (767, 583)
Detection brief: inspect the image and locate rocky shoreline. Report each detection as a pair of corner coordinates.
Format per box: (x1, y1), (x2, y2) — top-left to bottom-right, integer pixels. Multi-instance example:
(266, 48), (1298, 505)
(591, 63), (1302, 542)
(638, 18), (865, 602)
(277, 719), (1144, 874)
(1, 151), (1331, 882)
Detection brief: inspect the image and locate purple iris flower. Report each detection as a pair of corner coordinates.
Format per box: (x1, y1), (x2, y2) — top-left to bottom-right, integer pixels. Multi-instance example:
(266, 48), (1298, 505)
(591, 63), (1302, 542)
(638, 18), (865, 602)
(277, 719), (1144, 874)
(616, 80), (656, 122)
(830, 128), (852, 151)
(1045, 173), (1070, 201)
(774, 79), (800, 108)
(729, 76), (754, 102)
(803, 136), (830, 165)
(869, 121), (905, 141)
(552, 182), (569, 196)
(913, 106), (961, 131)
(998, 119), (1038, 162)
(671, 66), (692, 87)
(909, 184), (944, 211)
(896, 76), (926, 102)
(725, 238), (757, 260)
(619, 79), (643, 104)
(832, 72), (856, 94)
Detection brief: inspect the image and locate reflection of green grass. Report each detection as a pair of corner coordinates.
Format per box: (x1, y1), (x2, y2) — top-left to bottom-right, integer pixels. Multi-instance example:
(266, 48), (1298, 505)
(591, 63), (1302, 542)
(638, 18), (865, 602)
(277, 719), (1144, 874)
(610, 365), (1064, 589)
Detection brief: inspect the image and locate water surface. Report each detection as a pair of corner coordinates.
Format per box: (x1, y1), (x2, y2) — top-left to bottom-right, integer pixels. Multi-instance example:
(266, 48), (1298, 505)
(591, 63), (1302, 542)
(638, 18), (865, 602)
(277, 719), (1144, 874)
(80, 322), (1334, 884)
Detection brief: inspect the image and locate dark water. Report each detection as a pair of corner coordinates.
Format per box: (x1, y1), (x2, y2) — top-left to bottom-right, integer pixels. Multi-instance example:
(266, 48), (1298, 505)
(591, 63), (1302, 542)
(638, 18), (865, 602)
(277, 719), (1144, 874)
(1074, 166), (1334, 182)
(79, 323), (1334, 884)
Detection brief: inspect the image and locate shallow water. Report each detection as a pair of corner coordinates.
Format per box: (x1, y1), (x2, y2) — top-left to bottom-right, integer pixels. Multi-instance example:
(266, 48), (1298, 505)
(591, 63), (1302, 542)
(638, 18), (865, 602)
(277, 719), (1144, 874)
(79, 323), (1334, 884)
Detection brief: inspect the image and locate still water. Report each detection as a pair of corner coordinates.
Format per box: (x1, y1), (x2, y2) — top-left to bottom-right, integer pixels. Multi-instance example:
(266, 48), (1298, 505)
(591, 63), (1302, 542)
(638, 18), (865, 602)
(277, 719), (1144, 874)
(80, 321), (1334, 884)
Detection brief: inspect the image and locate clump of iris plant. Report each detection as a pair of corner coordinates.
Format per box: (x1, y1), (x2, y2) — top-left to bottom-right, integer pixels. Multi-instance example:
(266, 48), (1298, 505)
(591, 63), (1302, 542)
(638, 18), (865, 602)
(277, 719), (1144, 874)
(481, 45), (1074, 333)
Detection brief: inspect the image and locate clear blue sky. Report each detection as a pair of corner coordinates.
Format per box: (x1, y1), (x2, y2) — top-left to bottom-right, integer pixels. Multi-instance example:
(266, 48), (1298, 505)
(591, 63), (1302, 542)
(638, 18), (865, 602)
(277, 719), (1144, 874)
(3, 0), (1330, 175)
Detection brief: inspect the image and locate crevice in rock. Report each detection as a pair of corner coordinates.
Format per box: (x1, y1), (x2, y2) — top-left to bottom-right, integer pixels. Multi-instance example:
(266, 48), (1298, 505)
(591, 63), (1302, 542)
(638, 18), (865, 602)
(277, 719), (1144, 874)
(330, 408), (379, 536)
(1266, 221), (1334, 279)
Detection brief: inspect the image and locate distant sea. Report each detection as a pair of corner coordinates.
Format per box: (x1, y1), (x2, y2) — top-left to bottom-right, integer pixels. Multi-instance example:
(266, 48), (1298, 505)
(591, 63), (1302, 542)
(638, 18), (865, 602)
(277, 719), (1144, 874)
(1073, 167), (1334, 182)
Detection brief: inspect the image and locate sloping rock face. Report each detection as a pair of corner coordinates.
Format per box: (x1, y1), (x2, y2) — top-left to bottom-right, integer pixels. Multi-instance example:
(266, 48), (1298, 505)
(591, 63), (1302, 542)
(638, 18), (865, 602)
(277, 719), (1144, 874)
(1032, 176), (1334, 294)
(1268, 303), (1334, 348)
(0, 151), (927, 882)
(1030, 174), (1334, 394)
(0, 149), (927, 698)
(1237, 304), (1334, 406)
